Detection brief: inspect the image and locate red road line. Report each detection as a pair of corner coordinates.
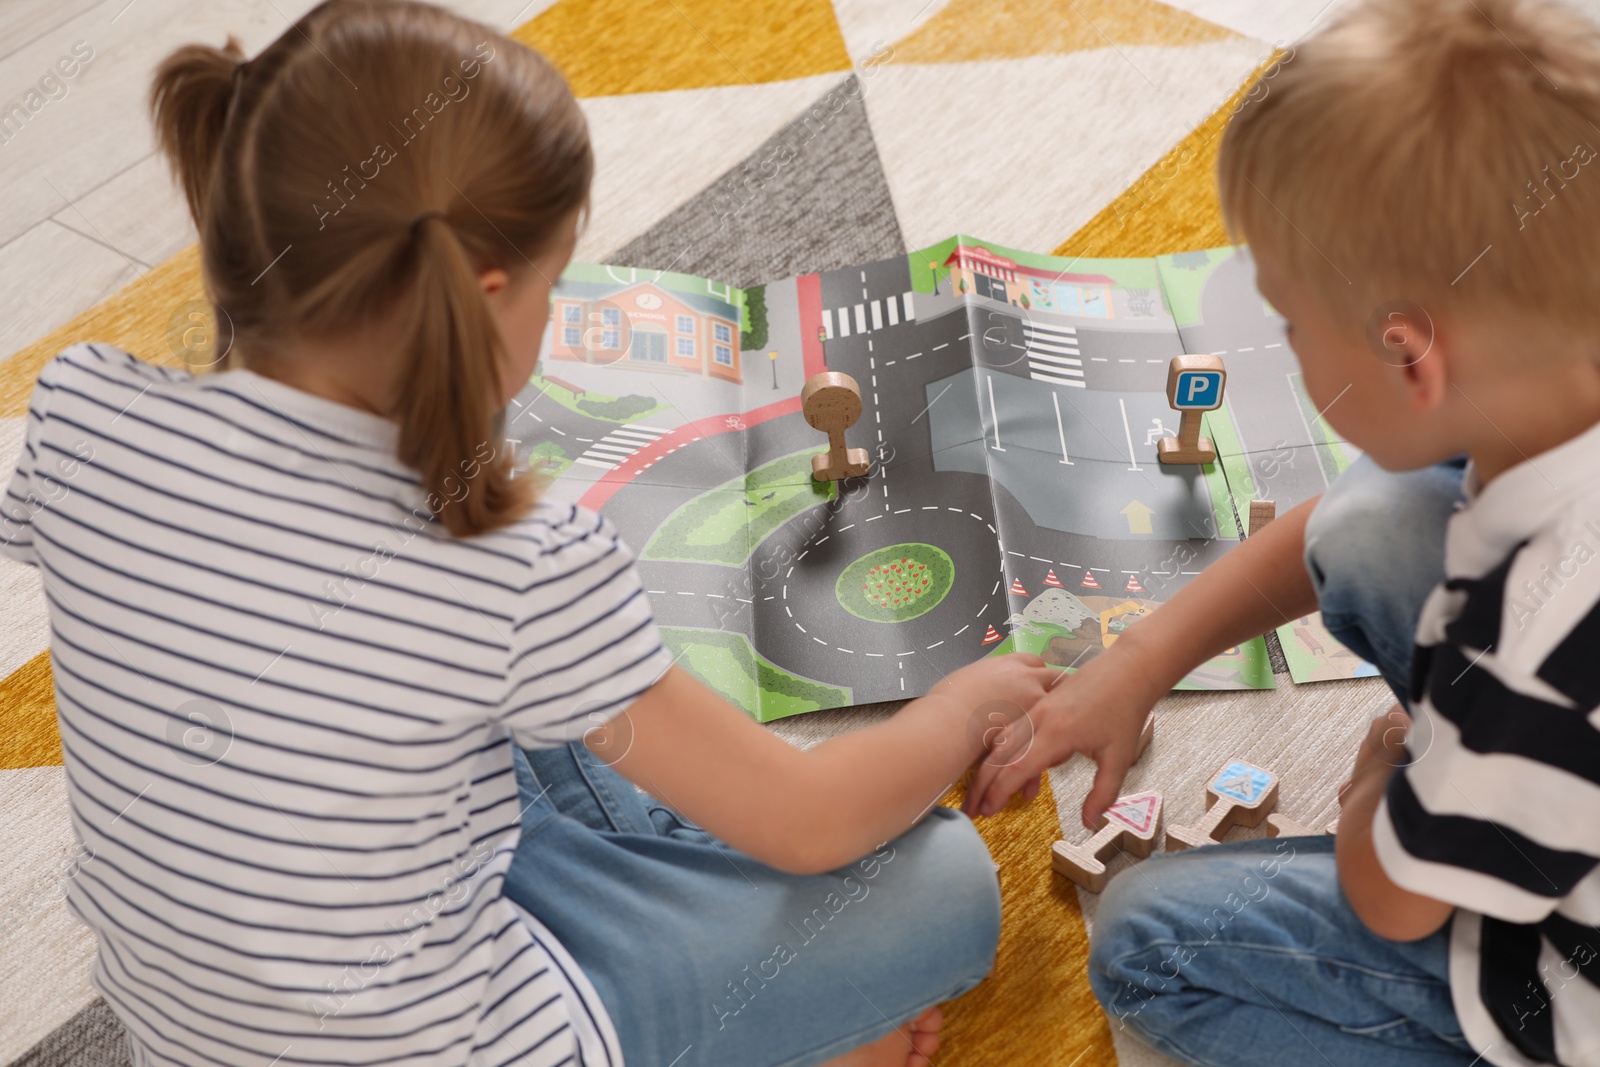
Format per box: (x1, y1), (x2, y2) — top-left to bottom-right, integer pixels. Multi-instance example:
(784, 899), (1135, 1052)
(577, 275), (828, 511)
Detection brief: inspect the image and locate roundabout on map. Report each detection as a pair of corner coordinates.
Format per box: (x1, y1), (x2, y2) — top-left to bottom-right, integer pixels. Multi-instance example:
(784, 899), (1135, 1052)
(835, 543), (955, 623)
(775, 497), (1006, 663)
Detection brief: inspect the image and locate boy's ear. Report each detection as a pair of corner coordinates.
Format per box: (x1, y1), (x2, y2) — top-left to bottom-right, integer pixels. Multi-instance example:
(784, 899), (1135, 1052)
(1392, 312), (1449, 413)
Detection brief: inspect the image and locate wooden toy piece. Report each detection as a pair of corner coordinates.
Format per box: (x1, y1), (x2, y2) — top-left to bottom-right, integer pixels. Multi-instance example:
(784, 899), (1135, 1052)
(1165, 760), (1280, 851)
(1249, 499), (1277, 537)
(1157, 354), (1226, 466)
(1052, 790), (1165, 893)
(1265, 813), (1314, 837)
(801, 372), (871, 481)
(1267, 810), (1340, 838)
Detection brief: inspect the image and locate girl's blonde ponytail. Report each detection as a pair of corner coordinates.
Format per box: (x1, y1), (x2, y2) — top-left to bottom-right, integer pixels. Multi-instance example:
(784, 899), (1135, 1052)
(149, 0), (592, 538)
(397, 216), (533, 536)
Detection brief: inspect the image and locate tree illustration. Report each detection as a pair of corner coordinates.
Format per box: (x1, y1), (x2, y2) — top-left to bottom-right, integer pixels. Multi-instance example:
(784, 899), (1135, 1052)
(740, 284), (768, 350)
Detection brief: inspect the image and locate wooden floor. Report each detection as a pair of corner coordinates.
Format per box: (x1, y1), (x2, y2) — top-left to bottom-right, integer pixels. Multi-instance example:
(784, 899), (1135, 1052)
(0, 0), (552, 365)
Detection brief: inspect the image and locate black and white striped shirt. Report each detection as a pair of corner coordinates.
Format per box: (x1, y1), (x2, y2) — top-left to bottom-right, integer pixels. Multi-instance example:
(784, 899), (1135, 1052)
(1, 345), (671, 1067)
(1375, 423), (1600, 1067)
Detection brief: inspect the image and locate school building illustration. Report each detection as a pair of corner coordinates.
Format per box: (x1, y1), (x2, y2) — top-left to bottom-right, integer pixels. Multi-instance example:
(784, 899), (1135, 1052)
(547, 279), (743, 384)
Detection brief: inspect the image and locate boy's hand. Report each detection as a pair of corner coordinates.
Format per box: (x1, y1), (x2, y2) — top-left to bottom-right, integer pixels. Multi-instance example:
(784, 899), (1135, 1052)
(1346, 705), (1410, 802)
(961, 655), (1162, 827)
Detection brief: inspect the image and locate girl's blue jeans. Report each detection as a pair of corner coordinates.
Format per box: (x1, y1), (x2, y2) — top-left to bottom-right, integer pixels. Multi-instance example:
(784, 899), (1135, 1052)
(1090, 454), (1487, 1067)
(500, 738), (1002, 1066)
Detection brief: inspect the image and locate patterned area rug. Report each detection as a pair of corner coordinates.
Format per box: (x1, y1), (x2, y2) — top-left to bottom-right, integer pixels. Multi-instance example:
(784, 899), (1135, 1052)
(0, 3), (1368, 1064)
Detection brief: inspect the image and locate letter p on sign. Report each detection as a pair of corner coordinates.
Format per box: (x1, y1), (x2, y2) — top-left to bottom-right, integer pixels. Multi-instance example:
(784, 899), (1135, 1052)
(1165, 354), (1226, 412)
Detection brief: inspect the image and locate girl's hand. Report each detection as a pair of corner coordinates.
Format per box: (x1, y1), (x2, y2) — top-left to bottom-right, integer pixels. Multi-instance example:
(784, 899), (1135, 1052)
(961, 650), (1164, 827)
(932, 652), (1055, 720)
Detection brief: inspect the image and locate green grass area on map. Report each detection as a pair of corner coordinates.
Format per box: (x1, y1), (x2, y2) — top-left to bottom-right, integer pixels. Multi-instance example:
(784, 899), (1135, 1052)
(644, 449), (834, 567)
(660, 627), (852, 722)
(906, 234), (1163, 297)
(528, 372), (668, 424)
(989, 621), (1274, 691)
(527, 440), (573, 480)
(1155, 247), (1236, 328)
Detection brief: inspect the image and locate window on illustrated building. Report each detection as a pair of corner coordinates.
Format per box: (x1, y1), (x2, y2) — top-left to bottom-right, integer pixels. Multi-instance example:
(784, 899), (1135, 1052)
(601, 307), (621, 327)
(677, 337), (695, 357)
(714, 322), (732, 344)
(562, 327), (581, 346)
(562, 305), (581, 324)
(676, 315), (695, 334)
(714, 344), (733, 366)
(602, 329), (621, 349)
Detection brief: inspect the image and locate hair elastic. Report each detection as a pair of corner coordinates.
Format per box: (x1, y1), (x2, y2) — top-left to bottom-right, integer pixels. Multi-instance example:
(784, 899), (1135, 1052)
(410, 211), (449, 235)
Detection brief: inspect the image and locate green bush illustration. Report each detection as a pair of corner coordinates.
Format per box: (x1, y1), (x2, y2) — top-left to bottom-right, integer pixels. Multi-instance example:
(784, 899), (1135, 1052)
(741, 284), (768, 351)
(575, 393), (657, 421)
(835, 543), (955, 623)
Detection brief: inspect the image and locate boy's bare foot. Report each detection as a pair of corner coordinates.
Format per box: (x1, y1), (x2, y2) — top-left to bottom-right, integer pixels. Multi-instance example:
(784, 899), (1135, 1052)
(820, 1006), (943, 1067)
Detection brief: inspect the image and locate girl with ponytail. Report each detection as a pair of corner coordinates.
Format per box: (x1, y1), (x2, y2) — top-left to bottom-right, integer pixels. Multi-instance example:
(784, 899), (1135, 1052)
(2, 3), (1054, 1064)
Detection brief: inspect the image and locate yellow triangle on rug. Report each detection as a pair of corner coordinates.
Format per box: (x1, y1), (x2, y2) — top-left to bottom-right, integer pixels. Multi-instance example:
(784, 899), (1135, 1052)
(887, 0), (1238, 64)
(512, 0), (853, 97)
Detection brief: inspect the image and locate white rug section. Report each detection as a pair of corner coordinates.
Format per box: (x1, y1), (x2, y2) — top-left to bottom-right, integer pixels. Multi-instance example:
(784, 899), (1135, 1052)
(576, 73), (853, 265)
(862, 38), (1274, 255)
(0, 766), (99, 1062)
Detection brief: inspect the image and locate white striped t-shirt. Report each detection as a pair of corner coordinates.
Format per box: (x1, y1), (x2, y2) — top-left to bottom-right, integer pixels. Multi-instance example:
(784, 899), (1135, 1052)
(1, 344), (672, 1067)
(1375, 416), (1600, 1067)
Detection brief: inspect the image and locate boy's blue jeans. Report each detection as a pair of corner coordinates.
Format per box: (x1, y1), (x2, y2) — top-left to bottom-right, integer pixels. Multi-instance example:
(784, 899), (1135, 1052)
(1090, 455), (1487, 1067)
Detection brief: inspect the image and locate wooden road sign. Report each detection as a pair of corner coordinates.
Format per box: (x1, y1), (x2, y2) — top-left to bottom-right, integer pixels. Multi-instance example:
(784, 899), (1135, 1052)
(801, 372), (871, 481)
(1166, 759), (1280, 850)
(1249, 499), (1277, 536)
(1052, 790), (1165, 893)
(1267, 811), (1340, 838)
(1157, 354), (1226, 466)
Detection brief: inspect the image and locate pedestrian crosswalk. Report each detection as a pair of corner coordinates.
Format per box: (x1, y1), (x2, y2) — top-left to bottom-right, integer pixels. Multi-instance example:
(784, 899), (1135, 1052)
(1023, 321), (1085, 388)
(573, 423), (668, 470)
(821, 292), (916, 339)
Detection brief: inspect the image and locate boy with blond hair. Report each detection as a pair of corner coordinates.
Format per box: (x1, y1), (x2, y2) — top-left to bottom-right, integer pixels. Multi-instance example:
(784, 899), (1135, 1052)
(964, 0), (1600, 1063)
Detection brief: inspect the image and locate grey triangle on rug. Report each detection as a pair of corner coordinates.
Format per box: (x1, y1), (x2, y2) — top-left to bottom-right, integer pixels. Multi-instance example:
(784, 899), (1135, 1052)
(13, 999), (129, 1067)
(605, 73), (906, 289)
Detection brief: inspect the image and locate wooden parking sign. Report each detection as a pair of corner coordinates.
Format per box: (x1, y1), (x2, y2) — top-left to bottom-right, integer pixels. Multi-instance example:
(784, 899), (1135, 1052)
(1158, 354), (1226, 465)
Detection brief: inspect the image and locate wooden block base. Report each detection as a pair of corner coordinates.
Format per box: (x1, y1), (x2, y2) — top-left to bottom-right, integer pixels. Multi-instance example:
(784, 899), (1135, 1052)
(1265, 813), (1315, 838)
(1267, 811), (1341, 838)
(1165, 763), (1280, 852)
(812, 448), (870, 481)
(1051, 790), (1164, 893)
(1157, 436), (1217, 466)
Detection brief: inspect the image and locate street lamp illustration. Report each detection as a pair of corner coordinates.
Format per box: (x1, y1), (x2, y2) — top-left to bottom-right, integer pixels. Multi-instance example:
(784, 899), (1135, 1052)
(929, 260), (941, 296)
(769, 350), (779, 389)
